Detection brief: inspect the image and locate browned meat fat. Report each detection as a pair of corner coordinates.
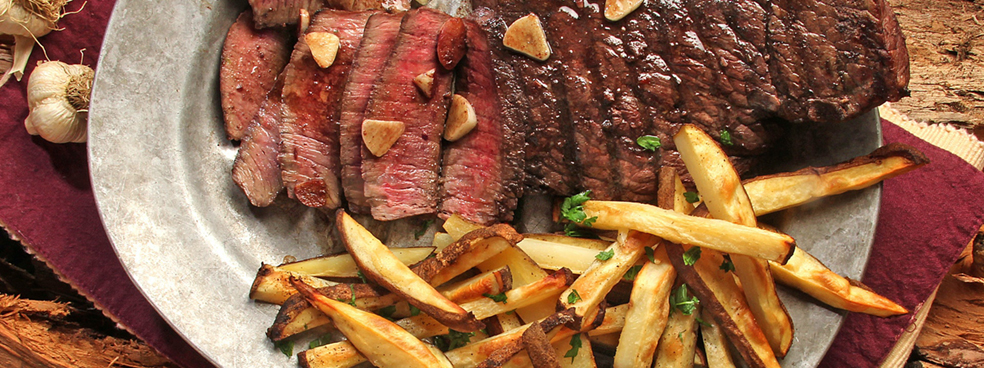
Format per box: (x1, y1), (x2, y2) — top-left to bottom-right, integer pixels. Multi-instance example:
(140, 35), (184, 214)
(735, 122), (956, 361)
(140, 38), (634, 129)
(248, 0), (325, 28)
(279, 10), (376, 209)
(219, 9), (291, 141)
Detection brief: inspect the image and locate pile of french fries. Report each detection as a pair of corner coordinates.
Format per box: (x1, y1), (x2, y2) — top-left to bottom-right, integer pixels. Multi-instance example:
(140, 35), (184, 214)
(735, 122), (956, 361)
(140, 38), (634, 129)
(249, 125), (928, 368)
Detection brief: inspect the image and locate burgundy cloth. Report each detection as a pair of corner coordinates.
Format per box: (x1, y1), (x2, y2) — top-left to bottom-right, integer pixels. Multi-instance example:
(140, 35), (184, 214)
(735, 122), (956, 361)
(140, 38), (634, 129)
(1, 3), (983, 368)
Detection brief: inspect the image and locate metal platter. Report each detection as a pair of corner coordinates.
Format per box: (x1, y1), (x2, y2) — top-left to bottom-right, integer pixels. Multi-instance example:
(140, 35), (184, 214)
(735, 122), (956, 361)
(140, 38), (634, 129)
(88, 0), (882, 366)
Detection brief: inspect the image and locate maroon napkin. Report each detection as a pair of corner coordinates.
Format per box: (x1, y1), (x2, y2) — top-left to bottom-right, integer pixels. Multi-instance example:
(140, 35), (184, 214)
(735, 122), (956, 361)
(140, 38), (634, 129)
(1, 3), (983, 368)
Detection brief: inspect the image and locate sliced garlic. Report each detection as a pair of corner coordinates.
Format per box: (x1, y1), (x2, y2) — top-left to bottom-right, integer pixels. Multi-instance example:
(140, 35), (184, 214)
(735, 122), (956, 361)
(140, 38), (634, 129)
(604, 0), (643, 21)
(503, 13), (551, 61)
(413, 69), (436, 98)
(362, 119), (405, 157)
(298, 9), (311, 35)
(305, 32), (340, 69)
(444, 94), (477, 142)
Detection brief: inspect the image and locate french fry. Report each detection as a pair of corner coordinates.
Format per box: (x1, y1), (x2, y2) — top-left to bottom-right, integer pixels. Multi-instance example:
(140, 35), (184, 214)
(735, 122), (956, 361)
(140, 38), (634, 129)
(674, 124), (794, 356)
(523, 322), (562, 368)
(298, 341), (365, 368)
(461, 268), (574, 320)
(744, 142), (929, 216)
(249, 264), (337, 305)
(445, 309), (576, 368)
(291, 279), (452, 368)
(700, 309), (737, 368)
(559, 231), (654, 328)
(769, 248), (908, 317)
(522, 234), (612, 251)
(497, 310), (525, 331)
(591, 303), (628, 335)
(517, 238), (604, 274)
(587, 332), (619, 355)
(267, 284), (401, 341)
(337, 210), (483, 332)
(434, 232), (456, 250)
(439, 266), (513, 304)
(581, 201), (795, 263)
(653, 297), (699, 368)
(612, 250), (676, 368)
(478, 246), (557, 323)
(278, 247), (435, 278)
(421, 224), (523, 286)
(444, 213), (486, 239)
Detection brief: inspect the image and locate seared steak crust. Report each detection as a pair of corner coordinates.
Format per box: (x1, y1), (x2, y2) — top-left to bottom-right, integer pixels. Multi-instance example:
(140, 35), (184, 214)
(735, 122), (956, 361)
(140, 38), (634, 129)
(248, 0), (325, 28)
(232, 76), (287, 207)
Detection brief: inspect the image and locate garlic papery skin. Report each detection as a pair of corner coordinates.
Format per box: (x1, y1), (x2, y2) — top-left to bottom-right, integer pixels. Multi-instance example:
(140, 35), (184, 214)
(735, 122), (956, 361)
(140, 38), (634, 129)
(0, 0), (69, 85)
(25, 60), (92, 143)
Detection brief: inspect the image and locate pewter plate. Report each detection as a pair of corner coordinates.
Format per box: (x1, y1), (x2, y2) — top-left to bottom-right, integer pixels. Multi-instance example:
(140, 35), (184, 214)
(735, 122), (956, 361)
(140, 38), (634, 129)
(88, 0), (882, 367)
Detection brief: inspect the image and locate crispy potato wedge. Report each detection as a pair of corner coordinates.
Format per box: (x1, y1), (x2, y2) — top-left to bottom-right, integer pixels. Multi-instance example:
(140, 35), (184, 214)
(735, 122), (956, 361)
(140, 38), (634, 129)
(337, 210), (483, 332)
(298, 341), (366, 368)
(291, 279), (452, 368)
(439, 266), (513, 304)
(522, 234), (612, 251)
(653, 298), (699, 368)
(478, 246), (557, 323)
(613, 255), (676, 368)
(517, 238), (604, 274)
(446, 309), (577, 368)
(424, 224), (522, 286)
(700, 309), (737, 368)
(461, 268), (574, 320)
(250, 264), (337, 305)
(278, 247), (435, 278)
(769, 248), (908, 317)
(444, 213), (486, 239)
(433, 232), (456, 250)
(581, 201), (795, 263)
(592, 303), (628, 336)
(675, 124), (794, 356)
(267, 283), (401, 341)
(587, 332), (620, 356)
(744, 142), (929, 216)
(559, 231), (653, 328)
(498, 310), (525, 331)
(524, 322), (562, 368)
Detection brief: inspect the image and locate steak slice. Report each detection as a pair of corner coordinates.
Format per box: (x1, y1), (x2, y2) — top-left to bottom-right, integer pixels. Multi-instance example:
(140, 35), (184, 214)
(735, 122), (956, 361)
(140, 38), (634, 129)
(220, 10), (291, 141)
(766, 0), (910, 123)
(362, 8), (453, 221)
(438, 19), (506, 225)
(338, 12), (405, 215)
(248, 0), (325, 28)
(232, 76), (286, 207)
(279, 10), (375, 209)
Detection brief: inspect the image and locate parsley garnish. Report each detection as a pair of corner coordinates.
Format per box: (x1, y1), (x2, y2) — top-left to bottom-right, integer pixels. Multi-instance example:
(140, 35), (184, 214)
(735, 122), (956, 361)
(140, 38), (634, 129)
(564, 222), (599, 238)
(483, 292), (508, 303)
(683, 191), (700, 203)
(567, 289), (582, 304)
(435, 330), (476, 351)
(560, 191), (599, 237)
(356, 270), (368, 283)
(645, 247), (655, 263)
(623, 265), (643, 281)
(564, 333), (582, 362)
(409, 304), (421, 317)
(670, 284), (699, 315)
(347, 284), (357, 306)
(309, 334), (333, 349)
(720, 255), (735, 273)
(637, 135), (662, 151)
(414, 219), (435, 240)
(683, 246), (702, 266)
(695, 315), (712, 327)
(596, 249), (615, 261)
(377, 305), (397, 320)
(720, 130), (733, 146)
(275, 340), (294, 357)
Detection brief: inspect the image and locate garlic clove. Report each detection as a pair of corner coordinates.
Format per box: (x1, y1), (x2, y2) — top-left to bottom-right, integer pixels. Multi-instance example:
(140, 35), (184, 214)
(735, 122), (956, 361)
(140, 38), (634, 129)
(362, 119), (405, 157)
(503, 13), (551, 61)
(305, 32), (340, 69)
(604, 0), (644, 21)
(444, 94), (477, 142)
(413, 69), (435, 98)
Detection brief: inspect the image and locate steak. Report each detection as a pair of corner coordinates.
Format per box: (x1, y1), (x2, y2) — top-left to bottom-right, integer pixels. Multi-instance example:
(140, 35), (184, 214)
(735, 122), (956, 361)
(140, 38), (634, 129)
(248, 0), (325, 28)
(232, 76), (287, 207)
(437, 19), (506, 225)
(219, 10), (291, 141)
(279, 10), (375, 209)
(361, 8), (454, 221)
(338, 12), (406, 214)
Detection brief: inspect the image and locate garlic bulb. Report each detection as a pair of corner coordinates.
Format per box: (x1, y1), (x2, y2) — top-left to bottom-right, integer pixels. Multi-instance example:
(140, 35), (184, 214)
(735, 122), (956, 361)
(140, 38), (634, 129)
(0, 0), (70, 85)
(25, 60), (93, 143)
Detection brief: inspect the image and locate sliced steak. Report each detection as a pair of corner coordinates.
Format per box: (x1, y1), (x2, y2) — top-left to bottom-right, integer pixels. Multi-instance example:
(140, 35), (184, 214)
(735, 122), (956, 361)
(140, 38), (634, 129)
(766, 0), (910, 123)
(279, 10), (375, 209)
(361, 8), (453, 221)
(220, 10), (291, 141)
(438, 19), (505, 225)
(248, 0), (325, 28)
(470, 7), (528, 221)
(338, 12), (405, 214)
(232, 76), (287, 207)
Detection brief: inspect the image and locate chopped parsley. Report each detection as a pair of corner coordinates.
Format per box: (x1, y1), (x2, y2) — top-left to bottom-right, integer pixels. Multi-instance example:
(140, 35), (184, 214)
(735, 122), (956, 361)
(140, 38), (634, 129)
(596, 249), (615, 261)
(720, 130), (733, 146)
(567, 289), (582, 304)
(564, 222), (599, 238)
(275, 340), (294, 357)
(720, 255), (735, 273)
(695, 315), (712, 327)
(637, 135), (662, 151)
(683, 246), (702, 266)
(309, 334), (333, 349)
(409, 304), (421, 317)
(645, 247), (655, 263)
(683, 191), (700, 203)
(434, 330), (476, 351)
(414, 219), (435, 240)
(377, 305), (397, 321)
(346, 284), (357, 306)
(564, 333), (582, 362)
(670, 284), (699, 315)
(483, 292), (508, 303)
(560, 191), (599, 238)
(623, 265), (643, 281)
(356, 270), (368, 283)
